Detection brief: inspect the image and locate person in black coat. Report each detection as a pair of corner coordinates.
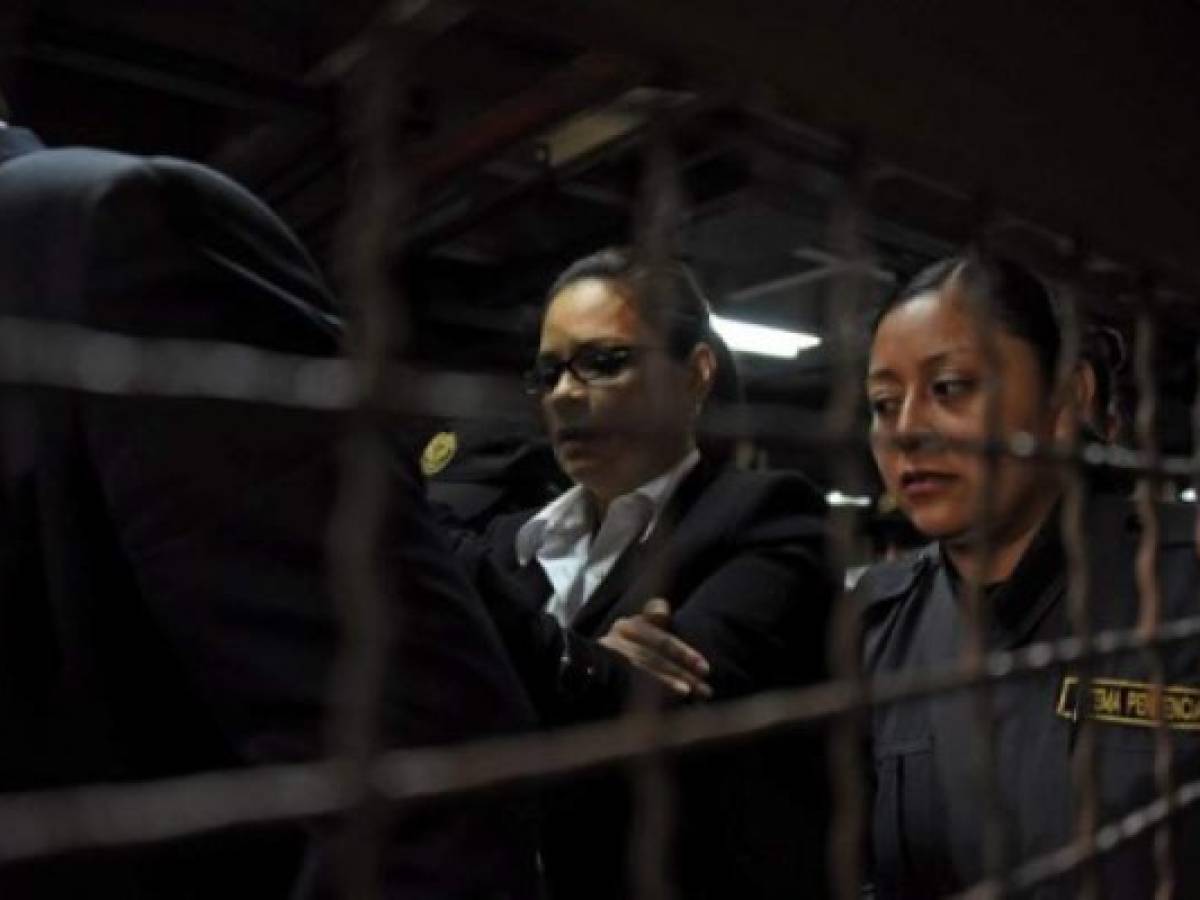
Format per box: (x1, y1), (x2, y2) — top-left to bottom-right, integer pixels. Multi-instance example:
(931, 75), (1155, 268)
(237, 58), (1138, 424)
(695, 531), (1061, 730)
(0, 114), (538, 898)
(858, 252), (1200, 898)
(458, 247), (835, 899)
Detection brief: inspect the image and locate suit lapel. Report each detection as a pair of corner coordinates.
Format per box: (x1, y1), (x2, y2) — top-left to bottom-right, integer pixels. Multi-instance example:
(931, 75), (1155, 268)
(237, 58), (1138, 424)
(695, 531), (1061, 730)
(510, 552), (553, 607)
(488, 512), (554, 610)
(570, 537), (650, 636)
(570, 461), (720, 636)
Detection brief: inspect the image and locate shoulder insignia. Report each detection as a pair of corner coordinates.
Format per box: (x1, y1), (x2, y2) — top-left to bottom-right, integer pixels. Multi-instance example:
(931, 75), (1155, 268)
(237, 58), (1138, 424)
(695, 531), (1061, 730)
(1057, 676), (1200, 731)
(420, 431), (458, 477)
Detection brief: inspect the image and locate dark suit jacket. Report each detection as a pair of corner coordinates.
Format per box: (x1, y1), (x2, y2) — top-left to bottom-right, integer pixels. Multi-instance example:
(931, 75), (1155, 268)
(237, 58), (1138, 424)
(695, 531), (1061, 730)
(460, 461), (835, 899)
(0, 129), (538, 898)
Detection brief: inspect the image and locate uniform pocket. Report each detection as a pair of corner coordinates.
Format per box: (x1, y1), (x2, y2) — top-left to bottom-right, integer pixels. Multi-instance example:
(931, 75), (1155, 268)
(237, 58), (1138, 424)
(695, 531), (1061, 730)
(873, 738), (951, 895)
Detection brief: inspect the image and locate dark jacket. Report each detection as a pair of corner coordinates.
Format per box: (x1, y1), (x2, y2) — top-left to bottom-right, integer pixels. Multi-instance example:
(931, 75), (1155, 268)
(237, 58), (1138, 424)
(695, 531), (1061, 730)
(859, 495), (1200, 899)
(460, 461), (835, 900)
(0, 129), (539, 898)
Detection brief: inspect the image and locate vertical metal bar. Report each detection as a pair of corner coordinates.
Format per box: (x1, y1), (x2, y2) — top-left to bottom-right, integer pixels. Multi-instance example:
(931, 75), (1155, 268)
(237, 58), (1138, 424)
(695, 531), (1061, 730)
(1054, 251), (1100, 900)
(824, 146), (875, 900)
(1131, 284), (1176, 900)
(628, 113), (683, 900)
(326, 16), (412, 900)
(958, 219), (1009, 893)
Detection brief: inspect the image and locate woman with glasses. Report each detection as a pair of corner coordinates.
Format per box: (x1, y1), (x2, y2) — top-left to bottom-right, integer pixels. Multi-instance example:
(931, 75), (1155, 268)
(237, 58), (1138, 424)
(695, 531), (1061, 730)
(458, 246), (835, 900)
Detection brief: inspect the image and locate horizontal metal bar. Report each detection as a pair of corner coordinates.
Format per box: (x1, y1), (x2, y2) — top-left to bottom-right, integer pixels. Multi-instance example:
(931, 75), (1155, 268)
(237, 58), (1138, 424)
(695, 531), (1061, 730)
(2, 317), (1198, 481)
(954, 775), (1200, 900)
(1, 611), (1198, 867)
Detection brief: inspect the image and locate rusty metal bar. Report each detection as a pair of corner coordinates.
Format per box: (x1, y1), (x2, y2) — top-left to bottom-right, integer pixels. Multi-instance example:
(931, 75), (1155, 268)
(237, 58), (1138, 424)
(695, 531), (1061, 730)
(960, 215), (1010, 893)
(626, 114), (683, 900)
(1131, 284), (1177, 900)
(954, 773), (1200, 900)
(824, 146), (876, 900)
(1055, 252), (1101, 900)
(324, 14), (416, 898)
(3, 611), (1199, 868)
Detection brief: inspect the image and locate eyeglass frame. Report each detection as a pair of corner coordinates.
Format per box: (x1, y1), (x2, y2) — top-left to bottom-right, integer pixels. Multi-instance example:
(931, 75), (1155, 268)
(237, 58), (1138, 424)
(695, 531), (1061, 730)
(522, 343), (666, 396)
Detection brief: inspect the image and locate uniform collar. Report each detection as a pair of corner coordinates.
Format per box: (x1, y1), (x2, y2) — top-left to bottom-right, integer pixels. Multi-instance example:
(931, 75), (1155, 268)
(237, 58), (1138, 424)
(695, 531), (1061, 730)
(515, 448), (700, 566)
(940, 507), (1066, 648)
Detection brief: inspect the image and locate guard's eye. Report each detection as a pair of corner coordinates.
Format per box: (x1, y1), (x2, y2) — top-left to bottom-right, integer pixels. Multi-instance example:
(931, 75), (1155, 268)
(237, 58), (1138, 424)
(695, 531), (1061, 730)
(932, 377), (976, 400)
(869, 395), (901, 419)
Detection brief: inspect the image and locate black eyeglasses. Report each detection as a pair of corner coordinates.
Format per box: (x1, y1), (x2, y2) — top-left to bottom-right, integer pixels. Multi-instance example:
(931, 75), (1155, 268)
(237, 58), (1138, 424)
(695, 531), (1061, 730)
(523, 344), (653, 396)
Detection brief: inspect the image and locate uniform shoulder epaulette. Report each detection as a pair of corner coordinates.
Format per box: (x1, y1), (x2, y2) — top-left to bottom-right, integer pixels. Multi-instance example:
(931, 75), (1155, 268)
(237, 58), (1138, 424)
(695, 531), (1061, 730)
(854, 547), (933, 611)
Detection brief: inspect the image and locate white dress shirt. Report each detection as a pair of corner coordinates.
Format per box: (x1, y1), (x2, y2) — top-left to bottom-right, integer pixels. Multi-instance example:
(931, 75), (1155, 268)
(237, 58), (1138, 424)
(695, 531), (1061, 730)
(516, 449), (701, 627)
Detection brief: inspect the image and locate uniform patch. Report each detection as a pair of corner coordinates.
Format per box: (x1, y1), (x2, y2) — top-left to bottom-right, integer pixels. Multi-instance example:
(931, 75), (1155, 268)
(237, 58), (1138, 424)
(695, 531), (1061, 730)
(420, 431), (457, 477)
(1056, 676), (1200, 731)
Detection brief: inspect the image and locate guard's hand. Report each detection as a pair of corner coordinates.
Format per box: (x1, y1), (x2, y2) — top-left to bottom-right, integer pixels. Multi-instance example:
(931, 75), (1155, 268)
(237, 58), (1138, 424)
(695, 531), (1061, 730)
(599, 598), (713, 699)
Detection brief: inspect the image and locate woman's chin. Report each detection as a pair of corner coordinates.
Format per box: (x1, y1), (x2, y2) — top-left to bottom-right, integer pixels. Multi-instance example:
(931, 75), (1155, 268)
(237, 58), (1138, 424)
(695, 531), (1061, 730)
(904, 509), (968, 543)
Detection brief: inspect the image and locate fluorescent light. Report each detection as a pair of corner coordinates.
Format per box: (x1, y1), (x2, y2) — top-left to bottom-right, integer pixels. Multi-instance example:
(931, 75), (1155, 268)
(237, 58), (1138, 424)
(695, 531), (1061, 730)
(826, 490), (872, 508)
(710, 314), (821, 358)
(1181, 487), (1196, 503)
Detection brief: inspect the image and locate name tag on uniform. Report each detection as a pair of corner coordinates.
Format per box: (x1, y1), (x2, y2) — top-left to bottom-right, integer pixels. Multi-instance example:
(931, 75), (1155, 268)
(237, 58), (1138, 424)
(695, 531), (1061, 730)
(1056, 676), (1200, 730)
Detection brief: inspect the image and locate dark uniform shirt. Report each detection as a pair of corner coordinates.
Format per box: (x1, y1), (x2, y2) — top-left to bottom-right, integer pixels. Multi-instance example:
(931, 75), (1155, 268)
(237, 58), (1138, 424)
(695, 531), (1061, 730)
(859, 495), (1200, 899)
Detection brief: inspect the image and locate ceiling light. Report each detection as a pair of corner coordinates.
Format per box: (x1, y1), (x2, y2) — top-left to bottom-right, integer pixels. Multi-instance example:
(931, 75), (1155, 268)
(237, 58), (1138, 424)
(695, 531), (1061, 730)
(1181, 487), (1196, 503)
(709, 314), (821, 358)
(825, 490), (872, 508)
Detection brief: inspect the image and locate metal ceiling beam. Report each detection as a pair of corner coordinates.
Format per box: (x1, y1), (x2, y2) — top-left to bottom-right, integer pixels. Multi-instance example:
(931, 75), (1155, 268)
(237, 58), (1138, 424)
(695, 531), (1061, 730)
(16, 17), (328, 119)
(494, 0), (1200, 297)
(406, 50), (648, 193)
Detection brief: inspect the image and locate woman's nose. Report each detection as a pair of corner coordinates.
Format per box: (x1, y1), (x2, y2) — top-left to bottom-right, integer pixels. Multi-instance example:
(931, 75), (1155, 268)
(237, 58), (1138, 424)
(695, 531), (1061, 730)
(546, 367), (587, 404)
(892, 396), (934, 452)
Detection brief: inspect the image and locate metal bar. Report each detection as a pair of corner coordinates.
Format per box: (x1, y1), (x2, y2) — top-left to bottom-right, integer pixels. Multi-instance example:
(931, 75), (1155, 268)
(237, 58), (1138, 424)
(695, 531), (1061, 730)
(954, 773), (1200, 900)
(1056, 252), (1101, 900)
(3, 612), (1200, 866)
(408, 51), (647, 193)
(1131, 285), (1177, 900)
(11, 315), (1200, 477)
(324, 17), (416, 899)
(960, 215), (1010, 892)
(824, 145), (875, 900)
(627, 115), (683, 900)
(19, 16), (327, 119)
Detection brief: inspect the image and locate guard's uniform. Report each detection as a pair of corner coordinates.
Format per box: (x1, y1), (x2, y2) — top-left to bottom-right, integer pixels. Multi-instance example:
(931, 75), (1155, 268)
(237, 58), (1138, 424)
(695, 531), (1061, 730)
(859, 495), (1200, 898)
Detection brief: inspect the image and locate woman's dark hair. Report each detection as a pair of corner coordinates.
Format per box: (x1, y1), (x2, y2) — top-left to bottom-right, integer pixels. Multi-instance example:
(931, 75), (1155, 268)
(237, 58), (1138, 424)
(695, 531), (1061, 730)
(546, 246), (745, 459)
(873, 253), (1063, 387)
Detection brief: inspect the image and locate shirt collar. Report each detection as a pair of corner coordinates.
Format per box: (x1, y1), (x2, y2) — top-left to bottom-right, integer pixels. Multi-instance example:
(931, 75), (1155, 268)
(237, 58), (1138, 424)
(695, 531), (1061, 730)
(516, 448), (701, 566)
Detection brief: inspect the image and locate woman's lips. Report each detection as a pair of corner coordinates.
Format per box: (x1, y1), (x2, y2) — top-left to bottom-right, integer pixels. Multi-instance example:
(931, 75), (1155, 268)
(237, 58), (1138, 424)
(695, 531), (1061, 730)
(899, 469), (956, 500)
(554, 425), (605, 453)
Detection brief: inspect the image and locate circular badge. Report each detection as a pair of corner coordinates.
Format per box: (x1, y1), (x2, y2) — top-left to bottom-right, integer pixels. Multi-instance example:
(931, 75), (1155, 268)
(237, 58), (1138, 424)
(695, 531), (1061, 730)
(420, 431), (458, 477)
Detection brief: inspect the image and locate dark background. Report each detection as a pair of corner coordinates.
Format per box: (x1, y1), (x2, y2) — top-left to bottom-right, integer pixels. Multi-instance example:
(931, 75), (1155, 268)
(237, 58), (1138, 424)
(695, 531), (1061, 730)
(3, 0), (1197, 494)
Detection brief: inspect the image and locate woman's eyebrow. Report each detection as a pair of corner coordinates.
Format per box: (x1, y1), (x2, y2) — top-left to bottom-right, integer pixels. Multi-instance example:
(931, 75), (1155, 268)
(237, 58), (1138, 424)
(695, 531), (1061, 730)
(917, 347), (975, 372)
(865, 368), (899, 385)
(867, 347), (975, 383)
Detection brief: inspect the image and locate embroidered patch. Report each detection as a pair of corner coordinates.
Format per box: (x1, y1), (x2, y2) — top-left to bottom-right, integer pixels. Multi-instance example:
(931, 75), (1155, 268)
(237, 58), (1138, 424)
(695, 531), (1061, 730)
(1056, 676), (1200, 731)
(420, 431), (457, 477)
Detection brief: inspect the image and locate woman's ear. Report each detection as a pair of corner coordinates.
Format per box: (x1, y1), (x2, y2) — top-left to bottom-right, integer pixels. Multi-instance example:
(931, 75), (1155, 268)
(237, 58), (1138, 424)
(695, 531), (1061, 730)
(688, 342), (717, 406)
(1053, 361), (1098, 442)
